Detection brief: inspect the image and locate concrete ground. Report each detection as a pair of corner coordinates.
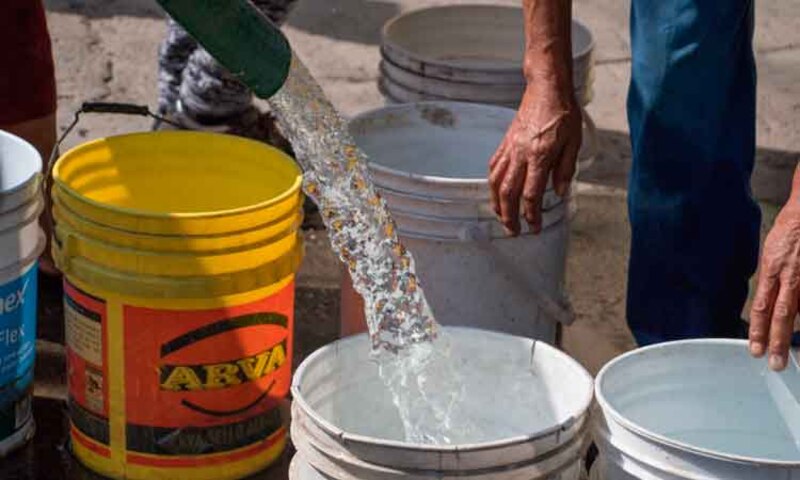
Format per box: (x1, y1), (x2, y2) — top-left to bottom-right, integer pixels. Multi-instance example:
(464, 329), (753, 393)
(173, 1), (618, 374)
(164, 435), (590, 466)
(5, 0), (798, 478)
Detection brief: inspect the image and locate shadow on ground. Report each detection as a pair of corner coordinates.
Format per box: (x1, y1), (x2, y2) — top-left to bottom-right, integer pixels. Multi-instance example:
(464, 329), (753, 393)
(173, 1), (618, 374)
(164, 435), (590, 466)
(581, 128), (799, 206)
(44, 0), (164, 18)
(287, 0), (401, 45)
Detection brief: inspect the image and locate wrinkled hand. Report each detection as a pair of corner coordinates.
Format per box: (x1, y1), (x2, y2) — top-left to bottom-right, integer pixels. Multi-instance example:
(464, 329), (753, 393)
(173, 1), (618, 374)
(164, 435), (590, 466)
(489, 85), (582, 236)
(750, 200), (800, 371)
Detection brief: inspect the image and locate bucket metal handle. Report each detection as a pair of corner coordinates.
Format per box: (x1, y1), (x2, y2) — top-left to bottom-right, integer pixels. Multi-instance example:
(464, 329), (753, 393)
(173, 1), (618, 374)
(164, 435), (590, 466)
(459, 224), (576, 326)
(581, 108), (599, 167)
(47, 102), (180, 179)
(45, 102), (181, 254)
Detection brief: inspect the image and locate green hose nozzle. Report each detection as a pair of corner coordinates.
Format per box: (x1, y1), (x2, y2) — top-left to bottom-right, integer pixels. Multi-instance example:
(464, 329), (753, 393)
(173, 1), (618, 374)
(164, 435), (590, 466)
(156, 0), (292, 99)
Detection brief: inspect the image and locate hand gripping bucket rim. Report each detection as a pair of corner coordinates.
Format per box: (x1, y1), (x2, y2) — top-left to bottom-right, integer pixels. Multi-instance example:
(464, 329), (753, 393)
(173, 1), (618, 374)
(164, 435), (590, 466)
(595, 338), (800, 467)
(351, 101), (598, 197)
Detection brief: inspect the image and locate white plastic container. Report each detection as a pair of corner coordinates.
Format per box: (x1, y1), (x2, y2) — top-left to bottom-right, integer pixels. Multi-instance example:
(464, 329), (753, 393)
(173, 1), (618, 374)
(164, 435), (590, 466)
(290, 327), (594, 479)
(0, 130), (44, 456)
(350, 102), (596, 338)
(380, 5), (595, 107)
(594, 339), (800, 479)
(0, 130), (42, 213)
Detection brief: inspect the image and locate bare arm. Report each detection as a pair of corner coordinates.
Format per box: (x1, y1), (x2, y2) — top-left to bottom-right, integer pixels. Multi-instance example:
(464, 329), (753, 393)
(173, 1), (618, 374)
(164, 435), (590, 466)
(489, 0), (581, 236)
(750, 163), (800, 370)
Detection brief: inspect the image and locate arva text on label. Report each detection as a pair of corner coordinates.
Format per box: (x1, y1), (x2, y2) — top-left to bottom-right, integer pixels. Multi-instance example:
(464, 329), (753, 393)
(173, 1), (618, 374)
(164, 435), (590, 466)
(160, 341), (287, 391)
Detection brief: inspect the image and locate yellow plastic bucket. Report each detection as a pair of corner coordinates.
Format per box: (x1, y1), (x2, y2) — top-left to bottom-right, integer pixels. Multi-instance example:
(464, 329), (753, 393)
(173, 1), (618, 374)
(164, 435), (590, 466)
(51, 131), (303, 480)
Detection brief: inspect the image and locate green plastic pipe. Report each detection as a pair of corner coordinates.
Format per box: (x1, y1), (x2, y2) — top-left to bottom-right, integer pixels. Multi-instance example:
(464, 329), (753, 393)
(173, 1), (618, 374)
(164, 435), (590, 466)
(156, 0), (292, 98)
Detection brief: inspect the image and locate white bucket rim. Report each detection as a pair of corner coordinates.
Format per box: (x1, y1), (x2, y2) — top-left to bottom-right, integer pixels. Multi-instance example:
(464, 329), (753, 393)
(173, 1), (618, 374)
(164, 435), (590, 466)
(52, 131), (303, 221)
(379, 60), (528, 101)
(0, 130), (43, 201)
(0, 195), (44, 235)
(356, 101), (596, 192)
(595, 338), (800, 467)
(380, 56), (594, 91)
(0, 231), (45, 284)
(291, 326), (595, 453)
(379, 76), (524, 109)
(0, 413), (34, 458)
(355, 101), (516, 189)
(374, 180), (563, 205)
(381, 5), (595, 72)
(379, 73), (593, 108)
(292, 414), (590, 479)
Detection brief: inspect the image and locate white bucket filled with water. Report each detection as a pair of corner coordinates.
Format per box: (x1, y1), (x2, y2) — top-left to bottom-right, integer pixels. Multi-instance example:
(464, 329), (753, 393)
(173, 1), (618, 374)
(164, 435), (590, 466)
(593, 339), (800, 479)
(380, 5), (594, 107)
(290, 327), (594, 479)
(349, 102), (595, 341)
(0, 130), (45, 456)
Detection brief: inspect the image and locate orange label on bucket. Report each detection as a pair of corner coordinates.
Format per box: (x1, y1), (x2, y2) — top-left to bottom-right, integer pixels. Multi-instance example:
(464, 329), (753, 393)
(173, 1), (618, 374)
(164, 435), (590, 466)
(65, 281), (111, 453)
(122, 281), (294, 457)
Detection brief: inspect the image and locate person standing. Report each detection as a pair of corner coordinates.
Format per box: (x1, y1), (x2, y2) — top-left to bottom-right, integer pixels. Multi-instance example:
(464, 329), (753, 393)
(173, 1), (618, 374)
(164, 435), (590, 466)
(489, 0), (799, 371)
(0, 0), (58, 276)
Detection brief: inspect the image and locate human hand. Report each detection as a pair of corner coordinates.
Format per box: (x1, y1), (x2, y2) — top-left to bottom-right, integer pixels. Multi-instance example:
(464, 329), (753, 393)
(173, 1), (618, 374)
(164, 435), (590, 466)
(749, 199), (800, 371)
(489, 84), (582, 236)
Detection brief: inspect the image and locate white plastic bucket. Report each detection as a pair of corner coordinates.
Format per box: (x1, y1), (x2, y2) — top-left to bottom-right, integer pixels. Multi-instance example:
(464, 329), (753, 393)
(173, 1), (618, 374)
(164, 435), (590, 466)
(380, 5), (594, 108)
(350, 102), (593, 337)
(594, 339), (800, 479)
(380, 60), (594, 108)
(0, 130), (44, 456)
(290, 327), (594, 479)
(0, 130), (42, 213)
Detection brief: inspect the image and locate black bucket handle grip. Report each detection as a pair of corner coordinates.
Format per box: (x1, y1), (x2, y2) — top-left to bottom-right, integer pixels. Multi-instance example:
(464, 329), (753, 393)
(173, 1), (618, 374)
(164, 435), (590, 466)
(47, 102), (181, 178)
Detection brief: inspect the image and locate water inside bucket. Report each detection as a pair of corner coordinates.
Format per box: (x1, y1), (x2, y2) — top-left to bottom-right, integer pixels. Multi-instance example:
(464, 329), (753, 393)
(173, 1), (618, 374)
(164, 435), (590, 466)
(598, 340), (800, 462)
(299, 329), (592, 445)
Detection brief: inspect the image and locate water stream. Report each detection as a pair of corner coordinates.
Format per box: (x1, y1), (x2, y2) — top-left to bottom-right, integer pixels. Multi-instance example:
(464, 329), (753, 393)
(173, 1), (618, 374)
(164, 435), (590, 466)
(269, 55), (473, 444)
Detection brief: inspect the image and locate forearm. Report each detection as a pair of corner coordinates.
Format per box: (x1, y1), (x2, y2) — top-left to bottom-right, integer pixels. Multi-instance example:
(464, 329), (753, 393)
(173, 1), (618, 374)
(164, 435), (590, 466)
(790, 163), (800, 201)
(522, 0), (574, 93)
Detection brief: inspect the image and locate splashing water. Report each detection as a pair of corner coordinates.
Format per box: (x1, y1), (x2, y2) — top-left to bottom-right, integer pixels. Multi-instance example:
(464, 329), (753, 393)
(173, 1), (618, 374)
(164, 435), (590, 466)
(269, 55), (472, 444)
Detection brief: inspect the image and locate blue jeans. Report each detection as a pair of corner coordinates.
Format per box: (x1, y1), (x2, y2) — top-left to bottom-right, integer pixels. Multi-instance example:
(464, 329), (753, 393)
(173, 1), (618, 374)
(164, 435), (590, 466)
(626, 0), (761, 345)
